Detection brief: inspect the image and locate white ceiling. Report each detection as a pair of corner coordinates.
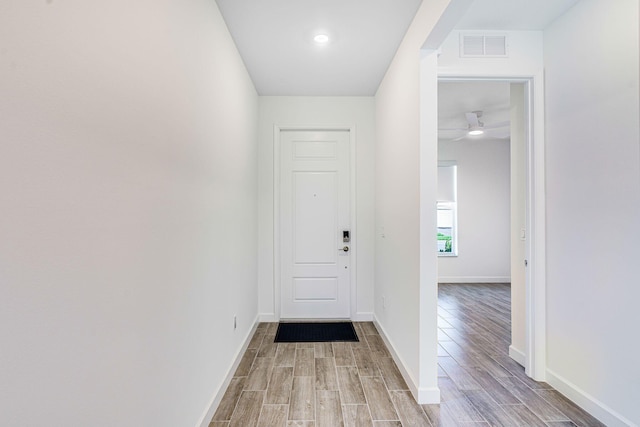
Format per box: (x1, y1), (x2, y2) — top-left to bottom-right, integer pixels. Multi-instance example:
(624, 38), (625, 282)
(215, 0), (580, 96)
(454, 0), (580, 30)
(215, 0), (421, 96)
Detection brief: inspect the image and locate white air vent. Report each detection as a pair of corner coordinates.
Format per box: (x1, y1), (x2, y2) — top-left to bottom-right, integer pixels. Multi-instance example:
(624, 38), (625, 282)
(460, 34), (508, 57)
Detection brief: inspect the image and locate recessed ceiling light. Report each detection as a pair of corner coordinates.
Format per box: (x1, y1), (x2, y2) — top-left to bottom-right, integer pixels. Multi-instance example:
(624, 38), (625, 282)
(313, 34), (330, 44)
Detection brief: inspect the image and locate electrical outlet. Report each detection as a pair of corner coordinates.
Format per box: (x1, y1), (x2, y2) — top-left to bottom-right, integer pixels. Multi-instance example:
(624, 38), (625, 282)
(234, 315), (237, 330)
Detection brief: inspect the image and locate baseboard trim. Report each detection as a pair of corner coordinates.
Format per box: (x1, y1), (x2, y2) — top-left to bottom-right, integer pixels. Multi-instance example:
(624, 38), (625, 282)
(197, 316), (260, 427)
(418, 387), (441, 404)
(353, 312), (374, 321)
(438, 276), (510, 283)
(259, 312), (374, 322)
(546, 368), (637, 427)
(508, 345), (526, 367)
(258, 313), (277, 322)
(373, 316), (440, 404)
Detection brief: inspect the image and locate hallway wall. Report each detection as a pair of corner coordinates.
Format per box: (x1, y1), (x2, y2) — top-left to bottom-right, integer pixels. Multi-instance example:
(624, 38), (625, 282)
(0, 1), (258, 426)
(544, 0), (640, 425)
(375, 0), (453, 403)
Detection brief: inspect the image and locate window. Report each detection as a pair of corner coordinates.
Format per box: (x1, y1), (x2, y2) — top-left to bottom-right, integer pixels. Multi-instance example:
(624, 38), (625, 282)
(438, 163), (458, 256)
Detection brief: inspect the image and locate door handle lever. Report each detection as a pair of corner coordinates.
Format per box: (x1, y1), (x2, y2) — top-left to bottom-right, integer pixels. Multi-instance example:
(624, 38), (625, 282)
(339, 246), (349, 252)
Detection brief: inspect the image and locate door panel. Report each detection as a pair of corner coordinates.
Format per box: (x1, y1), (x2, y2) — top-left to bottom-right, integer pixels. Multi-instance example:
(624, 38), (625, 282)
(280, 130), (350, 319)
(294, 172), (337, 264)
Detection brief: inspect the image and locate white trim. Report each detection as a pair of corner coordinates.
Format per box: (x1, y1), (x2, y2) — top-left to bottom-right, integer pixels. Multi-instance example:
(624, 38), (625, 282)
(417, 387), (442, 405)
(438, 276), (510, 283)
(197, 316), (260, 427)
(373, 316), (440, 404)
(258, 313), (277, 322)
(437, 75), (546, 381)
(273, 125), (358, 321)
(352, 312), (374, 322)
(508, 345), (526, 366)
(546, 369), (637, 427)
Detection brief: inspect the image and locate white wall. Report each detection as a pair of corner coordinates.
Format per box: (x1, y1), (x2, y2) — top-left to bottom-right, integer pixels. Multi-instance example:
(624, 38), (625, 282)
(0, 2), (258, 426)
(375, 0), (452, 403)
(438, 139), (511, 283)
(544, 1), (640, 425)
(257, 97), (376, 320)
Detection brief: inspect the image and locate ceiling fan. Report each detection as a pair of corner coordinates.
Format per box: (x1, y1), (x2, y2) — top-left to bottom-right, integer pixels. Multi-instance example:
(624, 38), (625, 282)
(439, 110), (510, 141)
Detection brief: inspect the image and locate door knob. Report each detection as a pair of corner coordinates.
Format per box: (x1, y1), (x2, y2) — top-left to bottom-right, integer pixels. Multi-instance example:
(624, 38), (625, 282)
(339, 246), (349, 252)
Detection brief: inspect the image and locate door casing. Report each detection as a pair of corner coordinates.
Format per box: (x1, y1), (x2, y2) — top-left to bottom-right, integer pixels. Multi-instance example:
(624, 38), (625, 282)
(273, 125), (358, 320)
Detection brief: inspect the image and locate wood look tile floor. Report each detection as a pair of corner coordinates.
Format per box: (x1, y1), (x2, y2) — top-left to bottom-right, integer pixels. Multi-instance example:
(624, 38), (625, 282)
(211, 283), (605, 426)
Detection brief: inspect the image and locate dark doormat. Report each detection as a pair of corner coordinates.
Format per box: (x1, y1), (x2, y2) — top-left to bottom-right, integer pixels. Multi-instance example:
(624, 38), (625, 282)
(274, 322), (359, 343)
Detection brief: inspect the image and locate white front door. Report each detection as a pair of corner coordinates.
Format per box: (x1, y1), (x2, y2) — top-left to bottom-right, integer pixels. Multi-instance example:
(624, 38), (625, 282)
(280, 130), (351, 319)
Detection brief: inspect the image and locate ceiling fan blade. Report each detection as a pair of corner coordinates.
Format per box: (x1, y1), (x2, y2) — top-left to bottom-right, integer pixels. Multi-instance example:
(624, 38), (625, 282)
(484, 120), (510, 129)
(465, 112), (479, 127)
(449, 134), (468, 142)
(438, 127), (468, 131)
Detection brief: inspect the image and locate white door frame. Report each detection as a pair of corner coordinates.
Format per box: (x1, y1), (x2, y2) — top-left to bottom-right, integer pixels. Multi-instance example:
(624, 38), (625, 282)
(273, 125), (358, 320)
(437, 76), (547, 381)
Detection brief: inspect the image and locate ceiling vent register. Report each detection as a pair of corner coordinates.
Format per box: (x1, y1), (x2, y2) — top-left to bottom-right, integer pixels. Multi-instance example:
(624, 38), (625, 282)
(460, 33), (508, 57)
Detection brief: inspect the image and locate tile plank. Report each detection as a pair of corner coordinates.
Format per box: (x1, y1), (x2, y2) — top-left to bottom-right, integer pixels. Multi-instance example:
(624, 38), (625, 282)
(437, 377), (484, 422)
(235, 349), (257, 377)
(294, 348), (315, 377)
(500, 404), (547, 427)
(365, 335), (391, 358)
(467, 366), (519, 404)
(213, 377), (246, 421)
(333, 342), (356, 366)
(342, 405), (373, 427)
(316, 390), (344, 427)
(315, 357), (339, 391)
(361, 376), (398, 421)
(314, 342), (334, 358)
(498, 377), (570, 422)
(289, 377), (315, 421)
(337, 366), (367, 404)
(229, 391), (264, 427)
(266, 366), (294, 404)
(463, 389), (517, 427)
(275, 343), (297, 367)
(245, 357), (275, 391)
(352, 346), (379, 377)
(257, 404), (288, 427)
(535, 389), (607, 427)
(377, 357), (408, 390)
(390, 390), (431, 426)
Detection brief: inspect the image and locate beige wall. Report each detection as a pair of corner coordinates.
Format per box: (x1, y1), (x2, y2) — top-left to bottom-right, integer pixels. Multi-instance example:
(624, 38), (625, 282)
(0, 1), (258, 425)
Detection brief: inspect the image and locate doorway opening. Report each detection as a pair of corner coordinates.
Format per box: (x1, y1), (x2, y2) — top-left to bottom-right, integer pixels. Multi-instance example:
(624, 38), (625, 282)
(436, 76), (545, 381)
